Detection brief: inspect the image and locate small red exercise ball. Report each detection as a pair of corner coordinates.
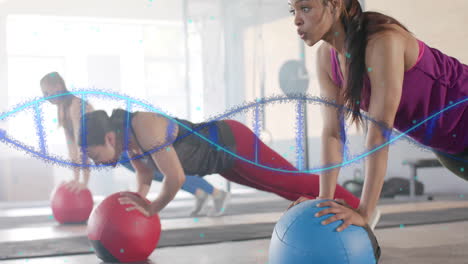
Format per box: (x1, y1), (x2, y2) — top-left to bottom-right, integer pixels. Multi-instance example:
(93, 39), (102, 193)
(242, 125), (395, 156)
(50, 183), (94, 224)
(87, 192), (161, 263)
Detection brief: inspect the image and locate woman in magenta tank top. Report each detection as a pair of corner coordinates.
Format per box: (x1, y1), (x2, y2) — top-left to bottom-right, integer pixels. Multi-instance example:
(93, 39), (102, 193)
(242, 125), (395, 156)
(288, 0), (467, 231)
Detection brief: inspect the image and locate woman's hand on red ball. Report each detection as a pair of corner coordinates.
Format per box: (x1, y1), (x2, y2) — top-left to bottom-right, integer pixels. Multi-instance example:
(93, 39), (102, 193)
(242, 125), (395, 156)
(118, 192), (157, 217)
(63, 180), (87, 194)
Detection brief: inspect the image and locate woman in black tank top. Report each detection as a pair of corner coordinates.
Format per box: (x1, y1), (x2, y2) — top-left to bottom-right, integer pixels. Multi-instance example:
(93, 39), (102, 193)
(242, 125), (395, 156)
(41, 73), (226, 217)
(79, 109), (361, 218)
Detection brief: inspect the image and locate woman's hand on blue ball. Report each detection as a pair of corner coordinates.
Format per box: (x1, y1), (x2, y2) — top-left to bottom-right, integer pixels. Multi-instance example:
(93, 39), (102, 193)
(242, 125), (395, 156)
(287, 196), (312, 210)
(315, 199), (367, 232)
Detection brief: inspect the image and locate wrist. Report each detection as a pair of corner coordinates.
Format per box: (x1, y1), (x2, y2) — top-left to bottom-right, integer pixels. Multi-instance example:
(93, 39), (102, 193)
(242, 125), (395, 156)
(149, 201), (161, 215)
(357, 207), (371, 221)
(317, 195), (333, 200)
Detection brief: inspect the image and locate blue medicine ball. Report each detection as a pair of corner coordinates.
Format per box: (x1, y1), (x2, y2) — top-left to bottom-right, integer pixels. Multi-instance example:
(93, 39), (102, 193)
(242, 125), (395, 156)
(269, 199), (380, 264)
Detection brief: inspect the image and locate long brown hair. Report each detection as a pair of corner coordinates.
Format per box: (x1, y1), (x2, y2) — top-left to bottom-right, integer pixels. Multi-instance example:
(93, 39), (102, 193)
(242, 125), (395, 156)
(330, 0), (409, 127)
(40, 72), (74, 130)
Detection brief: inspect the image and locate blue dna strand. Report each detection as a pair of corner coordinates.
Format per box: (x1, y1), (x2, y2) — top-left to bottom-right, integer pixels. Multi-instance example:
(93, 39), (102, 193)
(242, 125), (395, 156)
(0, 90), (466, 173)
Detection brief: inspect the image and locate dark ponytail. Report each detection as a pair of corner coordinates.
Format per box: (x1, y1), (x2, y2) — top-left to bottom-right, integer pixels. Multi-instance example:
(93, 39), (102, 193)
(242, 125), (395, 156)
(109, 109), (129, 133)
(78, 109), (130, 148)
(78, 110), (112, 147)
(338, 0), (409, 127)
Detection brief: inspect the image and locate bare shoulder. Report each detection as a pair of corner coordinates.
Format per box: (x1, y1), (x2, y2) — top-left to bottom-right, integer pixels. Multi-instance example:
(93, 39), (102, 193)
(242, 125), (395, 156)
(131, 112), (178, 150)
(366, 26), (407, 54)
(132, 112), (168, 129)
(69, 98), (94, 117)
(316, 41), (333, 74)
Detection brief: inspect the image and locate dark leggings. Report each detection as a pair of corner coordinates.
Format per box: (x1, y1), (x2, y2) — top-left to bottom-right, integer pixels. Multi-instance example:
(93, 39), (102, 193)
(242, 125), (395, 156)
(221, 120), (361, 209)
(434, 148), (468, 181)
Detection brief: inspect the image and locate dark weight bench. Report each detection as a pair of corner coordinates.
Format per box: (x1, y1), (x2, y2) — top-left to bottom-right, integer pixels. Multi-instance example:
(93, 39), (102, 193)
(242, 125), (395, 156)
(402, 158), (442, 200)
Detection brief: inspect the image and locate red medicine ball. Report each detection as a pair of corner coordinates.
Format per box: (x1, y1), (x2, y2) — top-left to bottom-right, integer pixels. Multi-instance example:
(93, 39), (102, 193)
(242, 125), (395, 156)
(87, 192), (162, 263)
(50, 183), (94, 224)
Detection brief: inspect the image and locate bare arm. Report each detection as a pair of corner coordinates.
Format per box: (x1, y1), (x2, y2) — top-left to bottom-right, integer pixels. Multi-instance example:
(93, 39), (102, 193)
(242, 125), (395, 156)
(132, 113), (185, 214)
(358, 33), (404, 220)
(69, 100), (94, 185)
(129, 157), (154, 198)
(64, 130), (81, 182)
(316, 43), (346, 199)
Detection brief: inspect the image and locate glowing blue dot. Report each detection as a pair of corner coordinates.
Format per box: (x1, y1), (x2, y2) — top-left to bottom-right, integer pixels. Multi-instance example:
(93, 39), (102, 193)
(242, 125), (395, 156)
(18, 252), (24, 255)
(367, 67), (373, 72)
(188, 19), (193, 24)
(193, 218), (199, 223)
(399, 188), (403, 191)
(196, 106), (201, 111)
(300, 53), (305, 59)
(199, 233), (205, 238)
(166, 147), (170, 152)
(356, 100), (360, 105)
(48, 215), (54, 220)
(221, 207), (225, 212)
(120, 248), (124, 253)
(402, 161), (407, 165)
(453, 134), (457, 138)
(400, 224), (405, 228)
(412, 120), (417, 124)
(449, 101), (453, 105)
(139, 40), (143, 44)
(345, 53), (351, 58)
(461, 168), (465, 172)
(414, 176), (418, 180)
(53, 118), (58, 123)
(210, 16), (215, 20)
(90, 247), (95, 252)
(289, 146), (295, 150)
(460, 194), (465, 198)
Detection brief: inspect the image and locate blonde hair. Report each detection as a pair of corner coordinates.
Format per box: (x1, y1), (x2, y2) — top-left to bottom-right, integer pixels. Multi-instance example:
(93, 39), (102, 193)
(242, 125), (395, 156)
(40, 72), (72, 130)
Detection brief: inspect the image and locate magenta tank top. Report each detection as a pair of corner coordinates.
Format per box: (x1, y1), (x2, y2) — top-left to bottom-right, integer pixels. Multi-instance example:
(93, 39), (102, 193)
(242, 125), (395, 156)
(330, 40), (468, 154)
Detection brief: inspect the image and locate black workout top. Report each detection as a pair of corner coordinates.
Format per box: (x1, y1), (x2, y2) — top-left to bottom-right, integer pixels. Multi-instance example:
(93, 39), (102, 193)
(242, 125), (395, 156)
(116, 110), (236, 177)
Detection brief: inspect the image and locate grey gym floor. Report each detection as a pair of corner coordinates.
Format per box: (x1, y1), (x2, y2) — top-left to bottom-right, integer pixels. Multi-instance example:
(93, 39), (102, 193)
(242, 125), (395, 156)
(1, 192), (467, 264)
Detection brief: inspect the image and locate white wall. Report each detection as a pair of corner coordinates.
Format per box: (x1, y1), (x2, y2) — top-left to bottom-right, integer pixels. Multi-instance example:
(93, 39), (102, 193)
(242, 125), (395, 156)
(367, 0), (468, 64)
(0, 0), (187, 201)
(0, 0), (183, 21)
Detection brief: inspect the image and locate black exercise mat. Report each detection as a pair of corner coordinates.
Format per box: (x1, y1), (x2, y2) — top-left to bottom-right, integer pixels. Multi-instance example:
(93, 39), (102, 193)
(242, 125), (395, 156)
(2, 207), (468, 260)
